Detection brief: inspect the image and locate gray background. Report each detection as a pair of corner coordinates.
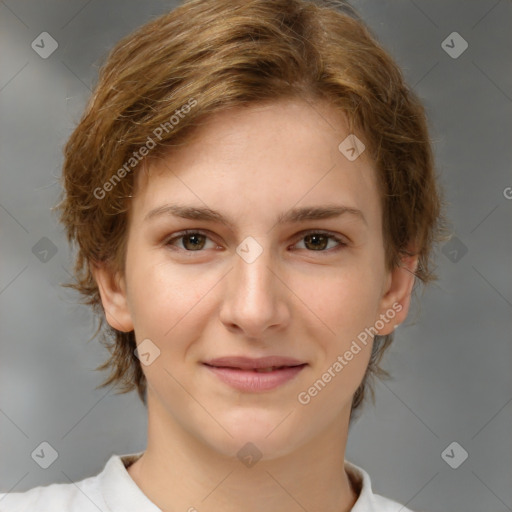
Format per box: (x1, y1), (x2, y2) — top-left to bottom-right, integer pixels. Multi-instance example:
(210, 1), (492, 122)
(1, 1), (511, 511)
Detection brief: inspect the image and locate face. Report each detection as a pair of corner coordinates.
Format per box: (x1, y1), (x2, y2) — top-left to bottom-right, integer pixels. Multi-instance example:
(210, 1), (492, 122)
(94, 98), (416, 459)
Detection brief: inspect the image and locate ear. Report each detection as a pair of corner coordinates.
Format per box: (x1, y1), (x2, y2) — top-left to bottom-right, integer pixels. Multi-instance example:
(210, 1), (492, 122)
(375, 253), (419, 336)
(91, 262), (134, 332)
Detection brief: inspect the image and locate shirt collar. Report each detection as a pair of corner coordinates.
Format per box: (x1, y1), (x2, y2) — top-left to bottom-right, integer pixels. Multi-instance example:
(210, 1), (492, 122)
(344, 459), (380, 511)
(101, 451), (161, 511)
(100, 452), (381, 512)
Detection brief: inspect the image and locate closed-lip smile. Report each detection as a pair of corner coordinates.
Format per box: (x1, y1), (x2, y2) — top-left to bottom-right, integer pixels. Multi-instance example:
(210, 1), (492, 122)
(203, 356), (307, 392)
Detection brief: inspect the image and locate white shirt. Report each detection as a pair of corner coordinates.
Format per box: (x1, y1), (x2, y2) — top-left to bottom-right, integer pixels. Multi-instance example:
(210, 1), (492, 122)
(0, 452), (418, 511)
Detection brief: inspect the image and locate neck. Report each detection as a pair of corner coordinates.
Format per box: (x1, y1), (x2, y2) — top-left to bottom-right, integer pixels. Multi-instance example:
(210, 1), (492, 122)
(127, 393), (358, 512)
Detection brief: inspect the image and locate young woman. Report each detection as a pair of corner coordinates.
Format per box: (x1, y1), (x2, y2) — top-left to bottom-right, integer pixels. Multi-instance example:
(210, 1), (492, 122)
(0, 0), (445, 510)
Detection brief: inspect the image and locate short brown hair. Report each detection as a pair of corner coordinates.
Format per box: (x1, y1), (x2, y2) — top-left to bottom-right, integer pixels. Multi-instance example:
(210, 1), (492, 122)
(55, 0), (446, 419)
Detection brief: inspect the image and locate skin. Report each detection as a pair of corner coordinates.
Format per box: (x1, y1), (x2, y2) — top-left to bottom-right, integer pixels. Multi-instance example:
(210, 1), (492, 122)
(93, 98), (417, 512)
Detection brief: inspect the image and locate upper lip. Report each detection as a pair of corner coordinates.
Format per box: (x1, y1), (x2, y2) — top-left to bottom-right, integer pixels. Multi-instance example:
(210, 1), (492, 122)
(203, 356), (306, 370)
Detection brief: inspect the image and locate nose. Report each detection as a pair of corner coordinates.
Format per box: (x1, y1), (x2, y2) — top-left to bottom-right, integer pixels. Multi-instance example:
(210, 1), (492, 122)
(219, 240), (290, 340)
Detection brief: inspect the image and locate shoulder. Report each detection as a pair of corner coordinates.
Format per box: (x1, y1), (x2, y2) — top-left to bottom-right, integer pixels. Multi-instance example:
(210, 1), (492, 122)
(345, 460), (422, 512)
(0, 452), (146, 512)
(0, 474), (103, 512)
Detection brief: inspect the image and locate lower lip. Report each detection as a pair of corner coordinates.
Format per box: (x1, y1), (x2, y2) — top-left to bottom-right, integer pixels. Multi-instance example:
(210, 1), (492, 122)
(204, 364), (306, 392)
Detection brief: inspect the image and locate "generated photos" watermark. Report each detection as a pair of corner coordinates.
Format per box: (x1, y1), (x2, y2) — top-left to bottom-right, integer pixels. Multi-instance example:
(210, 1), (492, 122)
(93, 97), (197, 200)
(298, 302), (402, 405)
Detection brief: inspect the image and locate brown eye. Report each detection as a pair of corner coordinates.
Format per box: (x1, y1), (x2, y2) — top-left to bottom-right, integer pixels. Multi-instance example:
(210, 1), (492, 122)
(295, 231), (346, 253)
(303, 233), (329, 251)
(181, 233), (207, 250)
(166, 231), (214, 251)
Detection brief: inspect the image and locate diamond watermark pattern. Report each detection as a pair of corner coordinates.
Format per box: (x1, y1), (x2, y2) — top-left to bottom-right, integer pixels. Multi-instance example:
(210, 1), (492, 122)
(31, 32), (59, 59)
(237, 442), (263, 468)
(441, 32), (468, 59)
(442, 236), (468, 263)
(236, 236), (263, 264)
(32, 237), (58, 263)
(134, 338), (161, 366)
(31, 441), (59, 469)
(441, 441), (468, 469)
(338, 134), (366, 161)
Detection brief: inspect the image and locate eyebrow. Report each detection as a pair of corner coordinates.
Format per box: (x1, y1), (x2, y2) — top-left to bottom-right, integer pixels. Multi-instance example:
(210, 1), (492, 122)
(144, 203), (367, 228)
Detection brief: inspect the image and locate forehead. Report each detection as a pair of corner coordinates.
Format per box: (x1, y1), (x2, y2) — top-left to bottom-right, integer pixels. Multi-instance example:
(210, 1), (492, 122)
(130, 99), (381, 229)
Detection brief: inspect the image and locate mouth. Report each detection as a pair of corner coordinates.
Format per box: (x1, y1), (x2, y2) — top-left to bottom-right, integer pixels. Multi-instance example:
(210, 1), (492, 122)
(204, 364), (307, 372)
(202, 356), (307, 392)
(218, 365), (305, 372)
(203, 355), (307, 371)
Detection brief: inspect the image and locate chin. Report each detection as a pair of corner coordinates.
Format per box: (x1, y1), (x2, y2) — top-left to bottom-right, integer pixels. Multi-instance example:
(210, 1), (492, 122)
(208, 411), (305, 461)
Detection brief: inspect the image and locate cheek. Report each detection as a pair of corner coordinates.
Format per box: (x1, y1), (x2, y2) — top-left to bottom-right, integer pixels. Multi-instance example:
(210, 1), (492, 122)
(295, 272), (377, 406)
(130, 262), (207, 336)
(125, 246), (224, 377)
(299, 264), (383, 341)
(127, 260), (212, 388)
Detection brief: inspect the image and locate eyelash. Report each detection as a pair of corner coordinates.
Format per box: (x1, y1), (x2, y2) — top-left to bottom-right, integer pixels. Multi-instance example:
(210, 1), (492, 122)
(164, 229), (347, 254)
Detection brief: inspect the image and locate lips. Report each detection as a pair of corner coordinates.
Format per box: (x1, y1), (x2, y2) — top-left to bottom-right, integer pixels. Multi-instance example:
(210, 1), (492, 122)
(203, 356), (307, 392)
(203, 355), (306, 371)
